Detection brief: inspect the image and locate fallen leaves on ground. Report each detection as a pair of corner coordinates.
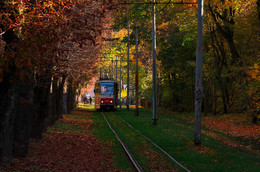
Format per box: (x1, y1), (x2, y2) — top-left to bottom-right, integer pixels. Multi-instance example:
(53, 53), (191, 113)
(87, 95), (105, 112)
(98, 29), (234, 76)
(170, 112), (260, 153)
(203, 114), (260, 139)
(1, 110), (119, 172)
(135, 141), (176, 172)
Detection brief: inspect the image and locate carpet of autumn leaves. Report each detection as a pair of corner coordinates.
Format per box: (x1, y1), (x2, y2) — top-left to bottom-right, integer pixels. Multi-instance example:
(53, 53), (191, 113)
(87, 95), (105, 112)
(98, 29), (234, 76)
(0, 110), (120, 172)
(174, 113), (260, 154)
(203, 114), (260, 138)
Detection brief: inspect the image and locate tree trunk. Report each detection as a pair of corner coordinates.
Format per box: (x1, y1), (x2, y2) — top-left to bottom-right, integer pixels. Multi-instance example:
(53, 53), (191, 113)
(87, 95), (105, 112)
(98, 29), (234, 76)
(204, 88), (208, 116)
(257, 0), (260, 29)
(43, 90), (52, 132)
(13, 80), (34, 158)
(50, 78), (58, 125)
(31, 76), (51, 139)
(0, 76), (18, 163)
(217, 78), (229, 114)
(63, 93), (68, 114)
(56, 76), (66, 119)
(67, 78), (75, 113)
(209, 22), (230, 114)
(211, 79), (217, 115)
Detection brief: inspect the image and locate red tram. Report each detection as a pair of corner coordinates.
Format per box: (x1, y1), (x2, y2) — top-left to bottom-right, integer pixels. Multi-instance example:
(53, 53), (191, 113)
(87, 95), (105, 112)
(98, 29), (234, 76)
(94, 79), (118, 110)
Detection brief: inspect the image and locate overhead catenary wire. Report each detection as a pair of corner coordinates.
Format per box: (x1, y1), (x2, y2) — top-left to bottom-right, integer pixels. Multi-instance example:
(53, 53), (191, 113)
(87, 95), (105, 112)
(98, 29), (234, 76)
(156, 0), (172, 14)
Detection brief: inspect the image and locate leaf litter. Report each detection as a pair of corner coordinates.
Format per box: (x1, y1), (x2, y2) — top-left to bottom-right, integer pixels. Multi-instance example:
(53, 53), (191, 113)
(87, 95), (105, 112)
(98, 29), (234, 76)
(1, 110), (121, 172)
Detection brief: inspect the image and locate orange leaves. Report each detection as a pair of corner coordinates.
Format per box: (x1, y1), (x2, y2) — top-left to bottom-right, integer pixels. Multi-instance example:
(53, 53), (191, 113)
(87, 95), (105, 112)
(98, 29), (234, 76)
(172, 112), (260, 153)
(203, 114), (260, 138)
(187, 0), (197, 7)
(200, 113), (260, 153)
(193, 145), (214, 155)
(0, 0), (118, 85)
(248, 63), (260, 81)
(1, 111), (117, 171)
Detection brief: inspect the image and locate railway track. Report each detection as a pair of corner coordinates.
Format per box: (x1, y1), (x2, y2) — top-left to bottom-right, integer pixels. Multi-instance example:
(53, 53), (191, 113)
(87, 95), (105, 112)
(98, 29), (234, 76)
(101, 111), (191, 172)
(117, 116), (191, 172)
(101, 112), (143, 172)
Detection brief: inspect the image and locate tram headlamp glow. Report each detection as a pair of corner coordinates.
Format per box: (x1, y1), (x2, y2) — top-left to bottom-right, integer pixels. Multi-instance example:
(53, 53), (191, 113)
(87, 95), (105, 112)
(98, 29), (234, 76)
(101, 101), (104, 103)
(110, 100), (113, 103)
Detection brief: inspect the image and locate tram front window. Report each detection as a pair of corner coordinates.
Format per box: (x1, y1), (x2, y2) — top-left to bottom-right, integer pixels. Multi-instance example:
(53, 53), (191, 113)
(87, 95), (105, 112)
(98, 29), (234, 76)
(100, 82), (114, 96)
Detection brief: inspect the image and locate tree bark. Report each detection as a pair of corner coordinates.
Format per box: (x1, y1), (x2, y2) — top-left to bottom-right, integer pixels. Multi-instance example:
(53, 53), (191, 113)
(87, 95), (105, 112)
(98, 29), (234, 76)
(211, 79), (217, 115)
(56, 76), (66, 119)
(13, 79), (34, 158)
(209, 23), (230, 114)
(67, 78), (75, 114)
(208, 2), (240, 65)
(0, 76), (18, 163)
(257, 0), (260, 26)
(50, 78), (58, 125)
(217, 77), (229, 114)
(204, 88), (208, 116)
(31, 75), (51, 139)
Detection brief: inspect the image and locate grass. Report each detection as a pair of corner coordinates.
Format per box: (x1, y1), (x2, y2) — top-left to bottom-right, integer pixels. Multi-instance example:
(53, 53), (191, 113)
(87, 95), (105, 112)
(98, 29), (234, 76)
(76, 105), (134, 171)
(69, 106), (260, 171)
(103, 111), (179, 171)
(109, 108), (260, 172)
(49, 122), (82, 133)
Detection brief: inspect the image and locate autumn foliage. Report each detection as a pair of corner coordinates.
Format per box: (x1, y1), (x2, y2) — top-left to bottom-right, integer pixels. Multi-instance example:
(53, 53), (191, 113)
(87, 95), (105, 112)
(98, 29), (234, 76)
(1, 0), (118, 81)
(0, 0), (118, 164)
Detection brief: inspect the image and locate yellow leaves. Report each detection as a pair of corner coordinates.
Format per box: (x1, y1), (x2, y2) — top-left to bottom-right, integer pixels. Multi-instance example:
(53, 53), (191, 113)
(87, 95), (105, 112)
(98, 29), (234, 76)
(248, 63), (260, 80)
(121, 89), (127, 98)
(113, 28), (127, 39)
(157, 21), (170, 32)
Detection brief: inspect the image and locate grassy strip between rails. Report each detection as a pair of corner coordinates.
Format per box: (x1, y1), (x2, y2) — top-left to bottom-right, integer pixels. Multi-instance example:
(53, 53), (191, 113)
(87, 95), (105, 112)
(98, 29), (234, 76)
(77, 105), (134, 171)
(111, 108), (260, 172)
(104, 111), (177, 172)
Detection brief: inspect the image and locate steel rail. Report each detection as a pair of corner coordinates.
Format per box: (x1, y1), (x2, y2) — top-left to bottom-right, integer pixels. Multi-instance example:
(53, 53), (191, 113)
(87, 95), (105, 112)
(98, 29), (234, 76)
(117, 116), (191, 172)
(101, 112), (143, 172)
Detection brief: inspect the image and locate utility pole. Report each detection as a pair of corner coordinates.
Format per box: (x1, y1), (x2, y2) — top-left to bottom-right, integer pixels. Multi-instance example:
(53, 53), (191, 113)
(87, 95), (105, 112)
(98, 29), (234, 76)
(120, 0), (197, 123)
(112, 58), (114, 79)
(100, 56), (102, 79)
(127, 20), (130, 111)
(120, 48), (123, 109)
(135, 21), (139, 116)
(116, 55), (118, 82)
(194, 0), (204, 146)
(152, 0), (157, 125)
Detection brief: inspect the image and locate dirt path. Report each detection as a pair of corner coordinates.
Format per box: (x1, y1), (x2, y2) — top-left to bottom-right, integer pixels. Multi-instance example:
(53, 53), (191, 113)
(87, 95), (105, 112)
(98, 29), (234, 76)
(1, 108), (120, 172)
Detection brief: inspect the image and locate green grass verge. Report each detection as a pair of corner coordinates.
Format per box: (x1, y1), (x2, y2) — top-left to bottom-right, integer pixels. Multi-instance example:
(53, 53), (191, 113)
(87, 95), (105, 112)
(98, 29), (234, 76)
(110, 108), (260, 172)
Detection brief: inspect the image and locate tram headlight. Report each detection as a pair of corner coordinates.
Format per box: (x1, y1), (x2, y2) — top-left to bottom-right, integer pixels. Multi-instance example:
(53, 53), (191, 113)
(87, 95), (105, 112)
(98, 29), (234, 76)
(110, 100), (113, 103)
(101, 100), (104, 104)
